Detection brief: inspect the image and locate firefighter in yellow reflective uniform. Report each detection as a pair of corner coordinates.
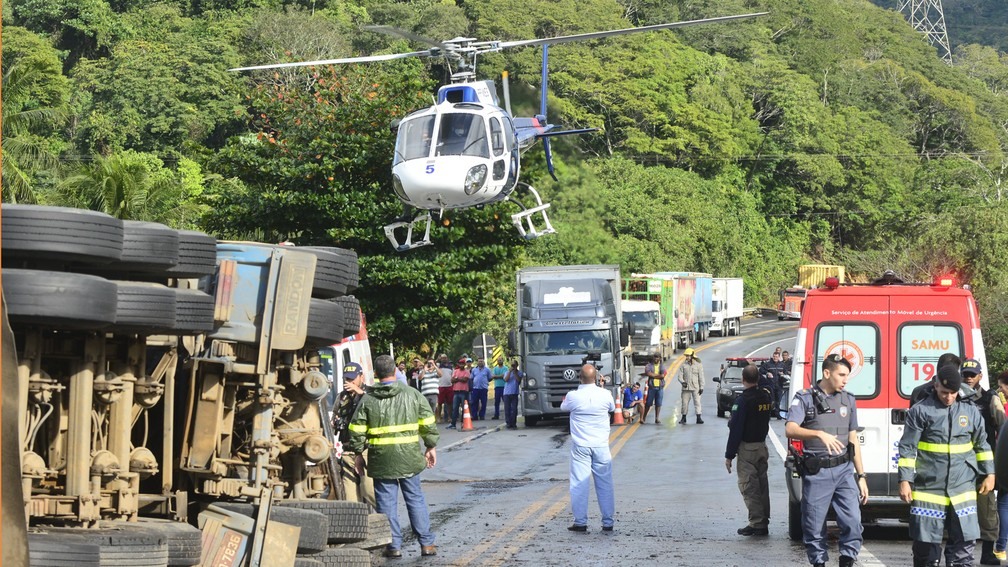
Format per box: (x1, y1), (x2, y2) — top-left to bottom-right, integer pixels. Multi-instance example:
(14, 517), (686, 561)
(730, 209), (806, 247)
(349, 354), (439, 558)
(898, 365), (995, 567)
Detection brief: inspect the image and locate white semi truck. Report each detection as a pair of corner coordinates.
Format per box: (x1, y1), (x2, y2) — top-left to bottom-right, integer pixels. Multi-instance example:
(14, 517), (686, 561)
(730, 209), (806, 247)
(711, 277), (744, 336)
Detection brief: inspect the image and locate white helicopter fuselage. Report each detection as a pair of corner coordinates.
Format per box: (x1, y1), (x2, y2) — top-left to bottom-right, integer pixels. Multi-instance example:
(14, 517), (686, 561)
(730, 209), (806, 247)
(392, 87), (521, 211)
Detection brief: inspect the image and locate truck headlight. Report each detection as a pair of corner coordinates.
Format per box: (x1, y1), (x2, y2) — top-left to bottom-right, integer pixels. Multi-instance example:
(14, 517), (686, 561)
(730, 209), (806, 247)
(464, 164), (487, 195)
(526, 377), (537, 388)
(527, 392), (537, 401)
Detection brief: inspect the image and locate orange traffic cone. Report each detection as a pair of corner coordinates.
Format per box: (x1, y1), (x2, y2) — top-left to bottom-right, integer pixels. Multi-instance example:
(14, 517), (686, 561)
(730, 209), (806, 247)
(613, 393), (625, 426)
(461, 400), (474, 431)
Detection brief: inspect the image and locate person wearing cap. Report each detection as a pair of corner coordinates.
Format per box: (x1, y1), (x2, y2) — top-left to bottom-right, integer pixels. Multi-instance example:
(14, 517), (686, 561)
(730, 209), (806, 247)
(960, 358), (1004, 565)
(785, 354), (868, 567)
(640, 353), (668, 424)
(910, 352), (962, 407)
(898, 364), (995, 567)
(331, 362), (376, 506)
(677, 348), (705, 425)
(759, 351), (787, 416)
(725, 364), (773, 537)
(349, 354), (438, 558)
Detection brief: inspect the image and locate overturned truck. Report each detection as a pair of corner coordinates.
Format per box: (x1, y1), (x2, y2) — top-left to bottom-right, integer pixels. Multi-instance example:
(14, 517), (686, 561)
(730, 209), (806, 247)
(2, 205), (383, 567)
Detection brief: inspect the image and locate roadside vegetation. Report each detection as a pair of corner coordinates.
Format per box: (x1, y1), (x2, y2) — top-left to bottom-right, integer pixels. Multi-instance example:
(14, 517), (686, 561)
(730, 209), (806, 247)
(4, 0), (1008, 368)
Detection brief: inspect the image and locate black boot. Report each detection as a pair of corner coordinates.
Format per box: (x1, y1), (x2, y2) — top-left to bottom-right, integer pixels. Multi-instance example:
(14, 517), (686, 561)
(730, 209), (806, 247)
(696, 415), (704, 424)
(679, 415), (687, 424)
(838, 556), (855, 567)
(981, 540), (1000, 565)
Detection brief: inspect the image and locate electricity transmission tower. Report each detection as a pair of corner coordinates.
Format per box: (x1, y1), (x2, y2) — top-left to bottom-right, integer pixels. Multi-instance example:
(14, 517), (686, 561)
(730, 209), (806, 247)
(897, 0), (952, 64)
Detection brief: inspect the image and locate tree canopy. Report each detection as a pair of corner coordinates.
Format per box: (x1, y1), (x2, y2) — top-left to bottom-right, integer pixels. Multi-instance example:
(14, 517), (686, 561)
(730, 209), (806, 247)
(5, 0), (1008, 368)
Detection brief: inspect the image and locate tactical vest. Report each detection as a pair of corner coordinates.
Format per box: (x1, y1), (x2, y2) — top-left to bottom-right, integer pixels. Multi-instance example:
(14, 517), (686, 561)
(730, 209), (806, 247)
(800, 386), (854, 456)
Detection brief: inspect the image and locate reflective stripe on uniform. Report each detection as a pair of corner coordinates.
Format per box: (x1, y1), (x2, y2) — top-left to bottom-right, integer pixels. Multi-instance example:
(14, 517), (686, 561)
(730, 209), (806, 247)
(897, 457), (916, 468)
(348, 423), (368, 433)
(911, 490), (977, 506)
(369, 423), (419, 435)
(368, 435), (420, 446)
(976, 450), (993, 461)
(917, 441), (973, 454)
(419, 415), (435, 426)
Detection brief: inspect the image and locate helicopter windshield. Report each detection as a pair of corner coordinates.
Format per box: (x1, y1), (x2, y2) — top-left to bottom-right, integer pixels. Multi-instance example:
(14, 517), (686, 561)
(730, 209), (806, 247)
(436, 112), (489, 158)
(394, 115), (436, 164)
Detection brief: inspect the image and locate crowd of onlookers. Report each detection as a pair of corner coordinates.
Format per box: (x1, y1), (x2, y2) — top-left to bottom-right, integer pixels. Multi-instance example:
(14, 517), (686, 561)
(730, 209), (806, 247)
(397, 354), (524, 429)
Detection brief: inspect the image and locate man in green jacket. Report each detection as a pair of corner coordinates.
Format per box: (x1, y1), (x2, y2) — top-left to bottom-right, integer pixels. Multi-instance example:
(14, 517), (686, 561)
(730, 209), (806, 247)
(350, 354), (439, 558)
(899, 364), (995, 567)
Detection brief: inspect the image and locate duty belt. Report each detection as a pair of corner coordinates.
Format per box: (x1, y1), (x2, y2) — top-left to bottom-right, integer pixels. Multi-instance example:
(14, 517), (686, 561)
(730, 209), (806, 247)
(806, 451), (851, 468)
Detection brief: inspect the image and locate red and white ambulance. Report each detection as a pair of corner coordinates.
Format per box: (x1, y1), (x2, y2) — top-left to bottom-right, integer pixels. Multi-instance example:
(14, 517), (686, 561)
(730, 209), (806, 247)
(784, 271), (987, 540)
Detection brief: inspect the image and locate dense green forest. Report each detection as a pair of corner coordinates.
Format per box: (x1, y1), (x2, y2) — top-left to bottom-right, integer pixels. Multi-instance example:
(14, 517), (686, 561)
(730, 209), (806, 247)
(4, 0), (1008, 368)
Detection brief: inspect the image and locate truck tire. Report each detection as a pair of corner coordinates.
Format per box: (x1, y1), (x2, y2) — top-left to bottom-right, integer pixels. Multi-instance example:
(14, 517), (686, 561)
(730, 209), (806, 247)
(334, 296), (361, 338)
(167, 230), (217, 278)
(306, 299), (346, 349)
(96, 220), (179, 275)
(305, 547), (370, 567)
(132, 519), (202, 566)
(173, 288), (216, 333)
(274, 500), (370, 544)
(27, 532), (100, 567)
(299, 247), (354, 299)
(1, 204), (123, 265)
(4, 269), (117, 329)
(35, 525), (169, 566)
(212, 503), (329, 554)
(344, 512), (392, 550)
(525, 416), (539, 427)
(113, 281), (177, 332)
(303, 247), (359, 294)
(788, 500), (803, 541)
(294, 559), (323, 567)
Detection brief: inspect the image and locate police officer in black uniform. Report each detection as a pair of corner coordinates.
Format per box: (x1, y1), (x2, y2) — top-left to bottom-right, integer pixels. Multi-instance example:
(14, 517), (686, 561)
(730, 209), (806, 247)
(725, 364), (773, 536)
(785, 354), (869, 567)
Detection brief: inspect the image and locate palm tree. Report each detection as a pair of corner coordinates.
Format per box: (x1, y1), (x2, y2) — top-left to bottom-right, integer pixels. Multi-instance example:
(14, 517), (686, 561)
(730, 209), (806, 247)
(54, 151), (190, 224)
(1, 60), (66, 204)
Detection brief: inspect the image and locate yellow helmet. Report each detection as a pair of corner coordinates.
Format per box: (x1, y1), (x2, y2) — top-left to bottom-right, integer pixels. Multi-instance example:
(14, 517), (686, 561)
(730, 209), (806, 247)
(683, 348), (695, 357)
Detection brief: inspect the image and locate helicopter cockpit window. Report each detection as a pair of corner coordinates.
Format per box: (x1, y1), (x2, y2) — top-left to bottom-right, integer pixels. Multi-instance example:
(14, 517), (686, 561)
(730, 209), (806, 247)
(490, 118), (505, 157)
(394, 116), (436, 165)
(437, 113), (489, 158)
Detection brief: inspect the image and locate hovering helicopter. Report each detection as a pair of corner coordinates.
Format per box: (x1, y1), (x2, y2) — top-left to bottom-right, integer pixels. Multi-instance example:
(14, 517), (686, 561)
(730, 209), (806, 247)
(233, 13), (767, 251)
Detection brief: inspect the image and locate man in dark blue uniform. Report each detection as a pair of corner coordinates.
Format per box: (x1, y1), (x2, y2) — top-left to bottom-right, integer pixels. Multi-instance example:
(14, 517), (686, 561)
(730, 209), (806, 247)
(785, 354), (869, 567)
(725, 364), (773, 536)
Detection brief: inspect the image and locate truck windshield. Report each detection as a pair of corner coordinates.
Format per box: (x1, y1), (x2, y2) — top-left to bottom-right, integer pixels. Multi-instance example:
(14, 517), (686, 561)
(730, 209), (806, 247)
(784, 289), (807, 298)
(526, 330), (611, 355)
(623, 311), (658, 328)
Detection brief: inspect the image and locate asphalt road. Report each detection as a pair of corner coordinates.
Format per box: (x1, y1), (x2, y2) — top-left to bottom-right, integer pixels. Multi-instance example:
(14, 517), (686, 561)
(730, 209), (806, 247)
(373, 318), (917, 566)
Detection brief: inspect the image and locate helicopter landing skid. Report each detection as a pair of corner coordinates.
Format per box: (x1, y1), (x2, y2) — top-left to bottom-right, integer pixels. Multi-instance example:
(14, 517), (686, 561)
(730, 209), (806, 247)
(509, 183), (556, 240)
(384, 211), (434, 252)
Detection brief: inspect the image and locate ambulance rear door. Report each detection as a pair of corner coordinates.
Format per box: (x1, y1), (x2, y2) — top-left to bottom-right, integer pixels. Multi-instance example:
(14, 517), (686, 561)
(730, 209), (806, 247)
(807, 292), (890, 495)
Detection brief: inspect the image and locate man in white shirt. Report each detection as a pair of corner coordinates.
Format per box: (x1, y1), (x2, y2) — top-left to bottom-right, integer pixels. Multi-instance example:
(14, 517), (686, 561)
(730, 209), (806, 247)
(560, 364), (616, 532)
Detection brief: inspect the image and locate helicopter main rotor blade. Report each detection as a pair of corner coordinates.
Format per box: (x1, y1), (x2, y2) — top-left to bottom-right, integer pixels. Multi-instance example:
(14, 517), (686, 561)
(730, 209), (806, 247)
(489, 12), (769, 51)
(363, 25), (457, 54)
(230, 49), (435, 72)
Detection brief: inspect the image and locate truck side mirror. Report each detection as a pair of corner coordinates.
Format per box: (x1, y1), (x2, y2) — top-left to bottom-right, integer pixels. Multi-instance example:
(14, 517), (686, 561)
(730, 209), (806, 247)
(626, 320), (636, 335)
(619, 326), (629, 348)
(507, 329), (517, 353)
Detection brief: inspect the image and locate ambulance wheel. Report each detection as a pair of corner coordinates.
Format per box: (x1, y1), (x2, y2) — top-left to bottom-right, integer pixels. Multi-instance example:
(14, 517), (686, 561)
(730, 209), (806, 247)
(717, 407), (725, 418)
(788, 501), (802, 541)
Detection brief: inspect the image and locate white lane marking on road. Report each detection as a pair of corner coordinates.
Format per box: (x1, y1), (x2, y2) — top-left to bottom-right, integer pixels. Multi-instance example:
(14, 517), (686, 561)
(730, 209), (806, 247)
(745, 337), (795, 358)
(769, 426), (787, 462)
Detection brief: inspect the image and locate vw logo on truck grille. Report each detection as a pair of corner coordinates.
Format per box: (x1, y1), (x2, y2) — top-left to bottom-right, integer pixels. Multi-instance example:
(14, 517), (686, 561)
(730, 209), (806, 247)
(563, 368), (578, 381)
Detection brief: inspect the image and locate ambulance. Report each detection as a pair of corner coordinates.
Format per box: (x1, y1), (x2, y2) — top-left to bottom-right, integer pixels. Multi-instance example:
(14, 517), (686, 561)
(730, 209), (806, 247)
(784, 271), (987, 540)
(319, 308), (375, 421)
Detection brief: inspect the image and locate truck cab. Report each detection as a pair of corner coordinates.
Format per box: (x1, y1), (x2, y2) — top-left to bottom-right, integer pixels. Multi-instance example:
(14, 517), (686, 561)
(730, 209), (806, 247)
(516, 266), (628, 426)
(622, 299), (662, 365)
(784, 272), (986, 540)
